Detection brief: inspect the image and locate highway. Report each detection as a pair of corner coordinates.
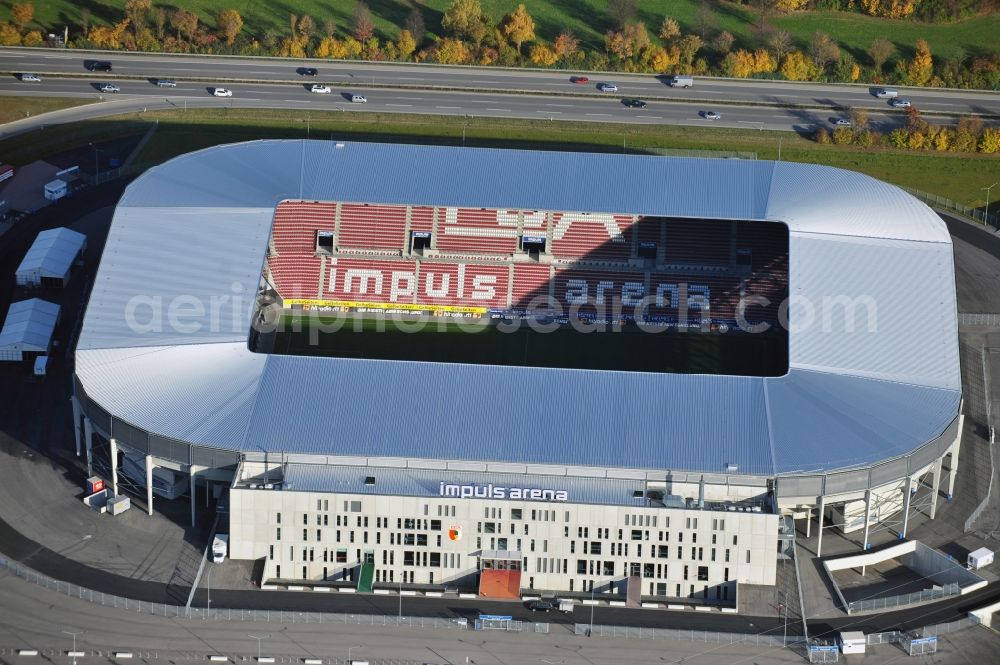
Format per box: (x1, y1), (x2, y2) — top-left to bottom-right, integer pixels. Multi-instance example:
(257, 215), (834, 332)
(0, 47), (997, 139)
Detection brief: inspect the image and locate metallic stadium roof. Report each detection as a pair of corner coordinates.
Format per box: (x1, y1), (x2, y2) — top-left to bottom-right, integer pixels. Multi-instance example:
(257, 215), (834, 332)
(74, 140), (961, 477)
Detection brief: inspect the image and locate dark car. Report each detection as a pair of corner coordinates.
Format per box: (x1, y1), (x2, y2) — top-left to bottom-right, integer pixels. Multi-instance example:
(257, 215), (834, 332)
(623, 99), (647, 109)
(527, 599), (556, 612)
(299, 67), (319, 76)
(88, 60), (113, 72)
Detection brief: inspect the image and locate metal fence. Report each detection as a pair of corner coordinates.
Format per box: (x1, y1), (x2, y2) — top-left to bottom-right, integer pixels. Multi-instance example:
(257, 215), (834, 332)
(846, 583), (961, 614)
(903, 187), (999, 230)
(0, 554), (466, 630)
(958, 313), (1000, 327)
(573, 623), (806, 647)
(645, 147), (757, 160)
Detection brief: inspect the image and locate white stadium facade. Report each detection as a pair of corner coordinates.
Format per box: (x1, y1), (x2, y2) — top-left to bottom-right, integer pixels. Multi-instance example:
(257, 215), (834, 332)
(71, 140), (961, 603)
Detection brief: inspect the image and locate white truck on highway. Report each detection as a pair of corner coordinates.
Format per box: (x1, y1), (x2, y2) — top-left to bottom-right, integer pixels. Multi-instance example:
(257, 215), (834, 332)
(212, 534), (229, 563)
(669, 75), (694, 88)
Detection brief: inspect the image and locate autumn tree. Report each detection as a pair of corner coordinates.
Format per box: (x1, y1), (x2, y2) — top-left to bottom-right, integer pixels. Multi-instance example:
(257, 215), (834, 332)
(904, 105), (927, 134)
(753, 48), (776, 73)
(216, 9), (243, 46)
(397, 29), (416, 59)
(21, 29), (41, 46)
(713, 30), (734, 55)
(767, 29), (792, 63)
(433, 37), (472, 64)
(295, 15), (314, 39)
(10, 2), (32, 33)
(353, 2), (375, 41)
(722, 49), (756, 78)
(405, 8), (425, 46)
(124, 0), (151, 40)
(980, 128), (1000, 154)
(780, 50), (814, 81)
(694, 2), (717, 40)
(442, 0), (490, 46)
(676, 35), (703, 68)
(530, 43), (557, 66)
(503, 4), (535, 55)
(553, 32), (579, 60)
(170, 9), (198, 42)
(607, 0), (637, 29)
(868, 37), (895, 75)
(907, 39), (933, 86)
(809, 31), (840, 73)
(153, 7), (166, 39)
(0, 22), (20, 45)
(88, 19), (131, 49)
(659, 17), (680, 42)
(776, 0), (808, 10)
(849, 107), (869, 130)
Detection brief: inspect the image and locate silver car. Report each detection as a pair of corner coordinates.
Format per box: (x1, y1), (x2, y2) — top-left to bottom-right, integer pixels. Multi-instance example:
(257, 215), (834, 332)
(20, 73), (41, 82)
(155, 79), (177, 87)
(99, 83), (120, 93)
(597, 82), (618, 93)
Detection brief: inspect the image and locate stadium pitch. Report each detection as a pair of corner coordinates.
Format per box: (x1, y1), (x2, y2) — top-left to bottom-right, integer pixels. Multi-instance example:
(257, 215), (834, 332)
(262, 313), (788, 376)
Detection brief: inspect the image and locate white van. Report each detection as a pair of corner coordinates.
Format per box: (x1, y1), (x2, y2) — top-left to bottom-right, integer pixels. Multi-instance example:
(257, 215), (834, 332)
(669, 75), (694, 88)
(875, 88), (898, 98)
(351, 94), (367, 103)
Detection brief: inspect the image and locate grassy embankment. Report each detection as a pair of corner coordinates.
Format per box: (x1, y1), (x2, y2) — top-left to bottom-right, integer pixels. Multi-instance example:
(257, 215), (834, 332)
(0, 103), (995, 207)
(7, 0), (997, 61)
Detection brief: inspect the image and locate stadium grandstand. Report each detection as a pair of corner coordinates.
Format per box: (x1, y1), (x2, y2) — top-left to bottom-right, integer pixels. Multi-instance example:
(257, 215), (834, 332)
(71, 140), (961, 603)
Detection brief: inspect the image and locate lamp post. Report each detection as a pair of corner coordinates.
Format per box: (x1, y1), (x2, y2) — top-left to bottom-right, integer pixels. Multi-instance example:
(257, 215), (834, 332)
(62, 630), (82, 665)
(777, 590), (788, 647)
(207, 567), (213, 614)
(88, 143), (100, 183)
(347, 645), (361, 665)
(398, 578), (402, 619)
(247, 633), (269, 661)
(983, 181), (999, 226)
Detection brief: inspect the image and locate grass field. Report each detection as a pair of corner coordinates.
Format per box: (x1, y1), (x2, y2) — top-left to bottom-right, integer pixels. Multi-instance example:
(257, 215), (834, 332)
(5, 0), (995, 63)
(270, 313), (787, 375)
(0, 102), (995, 205)
(0, 95), (93, 125)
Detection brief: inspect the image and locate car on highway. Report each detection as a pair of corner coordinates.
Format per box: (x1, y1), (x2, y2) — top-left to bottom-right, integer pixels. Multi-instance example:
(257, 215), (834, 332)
(597, 82), (618, 93)
(526, 599), (556, 612)
(99, 83), (120, 93)
(19, 73), (41, 82)
(623, 99), (647, 109)
(310, 84), (332, 94)
(833, 118), (852, 126)
(87, 60), (113, 72)
(155, 79), (177, 87)
(350, 94), (367, 103)
(570, 76), (589, 84)
(299, 67), (319, 76)
(700, 110), (721, 120)
(890, 98), (912, 108)
(213, 88), (233, 97)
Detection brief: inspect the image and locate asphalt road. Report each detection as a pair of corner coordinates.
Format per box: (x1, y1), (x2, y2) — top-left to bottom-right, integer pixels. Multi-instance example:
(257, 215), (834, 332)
(0, 47), (997, 139)
(2, 47), (998, 117)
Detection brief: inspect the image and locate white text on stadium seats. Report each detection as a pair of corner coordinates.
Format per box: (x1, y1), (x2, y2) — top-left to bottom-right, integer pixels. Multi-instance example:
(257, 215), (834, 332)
(564, 279), (711, 310)
(330, 264), (497, 301)
(439, 482), (569, 502)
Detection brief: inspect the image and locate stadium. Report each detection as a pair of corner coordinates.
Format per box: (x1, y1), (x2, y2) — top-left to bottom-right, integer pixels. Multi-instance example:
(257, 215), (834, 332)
(71, 140), (961, 603)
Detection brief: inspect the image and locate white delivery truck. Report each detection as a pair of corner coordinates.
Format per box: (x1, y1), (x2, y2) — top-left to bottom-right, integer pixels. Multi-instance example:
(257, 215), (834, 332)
(968, 547), (994, 570)
(212, 534), (229, 563)
(875, 87), (899, 98)
(669, 75), (694, 88)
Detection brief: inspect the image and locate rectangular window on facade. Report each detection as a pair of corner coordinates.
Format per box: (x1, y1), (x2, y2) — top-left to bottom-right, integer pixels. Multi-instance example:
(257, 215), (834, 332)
(724, 567), (730, 581)
(511, 509), (522, 520)
(277, 513), (282, 524)
(484, 523), (496, 534)
(404, 518), (416, 529)
(644, 563), (654, 578)
(683, 565), (689, 580)
(747, 551), (751, 564)
(404, 534), (416, 545)
(404, 551), (415, 566)
(733, 535), (738, 546)
(276, 527), (281, 541)
(303, 529), (308, 541)
(430, 552), (441, 567)
(350, 501), (361, 512)
(631, 530), (643, 541)
(417, 534), (428, 546)
(269, 545), (273, 560)
(323, 515), (328, 526)
(316, 499), (322, 511)
(657, 545), (669, 558)
(317, 530), (322, 541)
(725, 549), (731, 562)
(303, 514), (308, 525)
(430, 519), (441, 531)
(603, 561), (614, 576)
(589, 542), (601, 555)
(577, 559), (587, 574)
(497, 538), (507, 550)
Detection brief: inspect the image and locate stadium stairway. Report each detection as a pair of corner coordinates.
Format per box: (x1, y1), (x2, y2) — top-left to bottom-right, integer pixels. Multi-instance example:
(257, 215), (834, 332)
(357, 561), (375, 593)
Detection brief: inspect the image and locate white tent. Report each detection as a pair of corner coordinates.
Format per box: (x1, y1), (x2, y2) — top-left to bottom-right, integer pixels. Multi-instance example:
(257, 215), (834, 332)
(0, 299), (60, 361)
(15, 227), (87, 287)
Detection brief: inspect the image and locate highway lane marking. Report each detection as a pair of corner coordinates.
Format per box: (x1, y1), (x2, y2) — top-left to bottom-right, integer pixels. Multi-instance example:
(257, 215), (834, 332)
(436, 105), (461, 109)
(386, 104), (412, 107)
(397, 96), (423, 100)
(487, 108), (511, 112)
(586, 113), (612, 117)
(545, 103), (573, 107)
(536, 110), (561, 114)
(636, 115), (662, 119)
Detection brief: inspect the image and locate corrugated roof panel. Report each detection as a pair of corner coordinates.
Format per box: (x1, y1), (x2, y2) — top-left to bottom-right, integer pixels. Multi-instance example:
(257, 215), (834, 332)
(788, 233), (959, 390)
(767, 161), (951, 243)
(767, 370), (961, 473)
(245, 356), (774, 474)
(76, 207), (272, 351)
(75, 343), (264, 448)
